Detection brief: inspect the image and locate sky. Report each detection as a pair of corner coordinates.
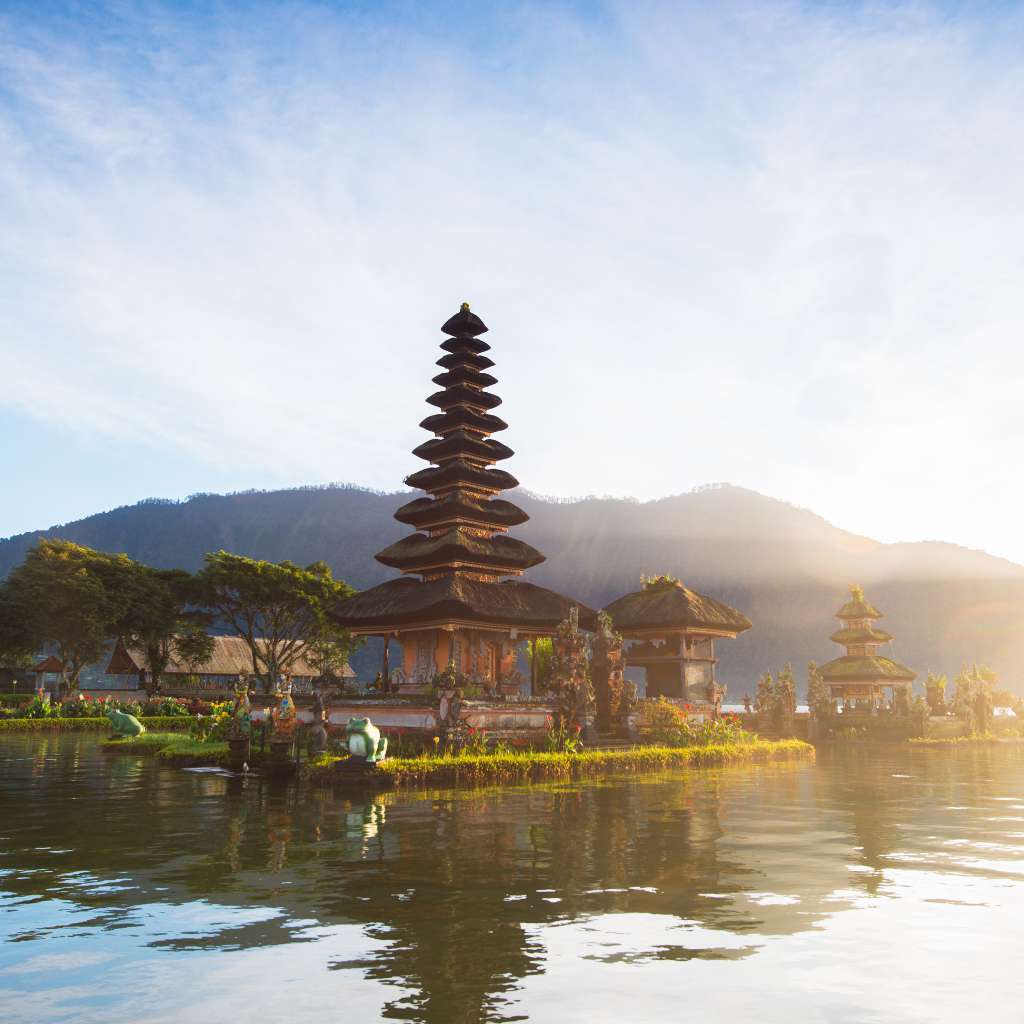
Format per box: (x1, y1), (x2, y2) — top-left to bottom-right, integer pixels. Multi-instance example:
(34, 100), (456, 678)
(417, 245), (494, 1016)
(2, 1), (1024, 560)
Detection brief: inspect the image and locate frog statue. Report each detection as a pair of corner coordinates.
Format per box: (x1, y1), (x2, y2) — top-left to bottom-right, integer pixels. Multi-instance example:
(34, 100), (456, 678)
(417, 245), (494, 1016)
(107, 709), (146, 738)
(344, 717), (388, 763)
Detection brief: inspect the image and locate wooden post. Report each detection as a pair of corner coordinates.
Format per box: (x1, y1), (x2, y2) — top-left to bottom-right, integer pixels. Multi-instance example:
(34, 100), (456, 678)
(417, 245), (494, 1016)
(382, 635), (390, 690)
(530, 637), (537, 695)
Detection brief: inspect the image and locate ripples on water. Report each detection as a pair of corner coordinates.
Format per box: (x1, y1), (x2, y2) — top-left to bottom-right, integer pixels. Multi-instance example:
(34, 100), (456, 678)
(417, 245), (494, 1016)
(1, 736), (1022, 1023)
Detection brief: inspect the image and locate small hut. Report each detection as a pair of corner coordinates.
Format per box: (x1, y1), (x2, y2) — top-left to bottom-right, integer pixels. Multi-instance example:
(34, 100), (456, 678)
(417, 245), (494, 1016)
(331, 304), (594, 694)
(31, 655), (65, 695)
(604, 576), (751, 707)
(818, 585), (915, 713)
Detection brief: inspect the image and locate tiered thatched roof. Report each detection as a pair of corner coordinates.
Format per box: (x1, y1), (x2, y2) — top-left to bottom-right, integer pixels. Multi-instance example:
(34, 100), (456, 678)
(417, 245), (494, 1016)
(819, 585), (915, 685)
(331, 576), (595, 631)
(332, 304), (593, 633)
(818, 655), (915, 682)
(836, 584), (883, 621)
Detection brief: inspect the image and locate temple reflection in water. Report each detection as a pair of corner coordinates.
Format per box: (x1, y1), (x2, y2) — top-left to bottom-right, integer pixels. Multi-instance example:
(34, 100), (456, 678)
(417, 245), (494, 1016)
(5, 736), (1017, 1022)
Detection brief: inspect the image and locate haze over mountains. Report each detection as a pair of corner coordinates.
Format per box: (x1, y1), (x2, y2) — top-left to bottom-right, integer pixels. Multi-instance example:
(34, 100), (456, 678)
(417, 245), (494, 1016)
(2, 483), (1022, 694)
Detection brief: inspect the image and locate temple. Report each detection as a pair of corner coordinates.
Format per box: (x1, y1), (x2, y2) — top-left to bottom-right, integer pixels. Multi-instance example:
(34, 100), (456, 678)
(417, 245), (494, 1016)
(605, 575), (751, 706)
(818, 584), (916, 712)
(331, 304), (593, 694)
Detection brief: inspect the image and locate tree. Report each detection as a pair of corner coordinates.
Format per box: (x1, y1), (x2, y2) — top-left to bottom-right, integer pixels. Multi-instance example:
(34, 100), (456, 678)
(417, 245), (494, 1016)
(754, 671), (774, 714)
(924, 671), (947, 713)
(114, 564), (215, 697)
(304, 627), (361, 684)
(0, 540), (131, 694)
(527, 637), (554, 693)
(807, 661), (831, 719)
(194, 551), (355, 692)
(953, 664), (996, 733)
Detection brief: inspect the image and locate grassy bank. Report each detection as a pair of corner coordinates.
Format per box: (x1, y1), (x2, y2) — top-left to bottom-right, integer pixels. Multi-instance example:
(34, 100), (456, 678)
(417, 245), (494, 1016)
(0, 716), (193, 733)
(102, 732), (230, 765)
(908, 733), (1024, 747)
(303, 738), (813, 788)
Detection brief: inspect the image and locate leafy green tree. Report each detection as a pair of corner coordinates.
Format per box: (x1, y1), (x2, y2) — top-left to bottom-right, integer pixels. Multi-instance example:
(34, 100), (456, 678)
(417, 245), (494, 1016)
(194, 551), (355, 692)
(304, 628), (361, 684)
(807, 661), (831, 718)
(924, 671), (947, 713)
(114, 565), (215, 697)
(776, 664), (797, 712)
(0, 540), (132, 694)
(754, 671), (774, 714)
(526, 637), (554, 693)
(953, 664), (996, 733)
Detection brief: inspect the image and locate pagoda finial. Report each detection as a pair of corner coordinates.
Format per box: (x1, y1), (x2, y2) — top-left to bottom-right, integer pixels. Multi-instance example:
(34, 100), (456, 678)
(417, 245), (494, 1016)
(849, 583), (864, 601)
(441, 302), (488, 337)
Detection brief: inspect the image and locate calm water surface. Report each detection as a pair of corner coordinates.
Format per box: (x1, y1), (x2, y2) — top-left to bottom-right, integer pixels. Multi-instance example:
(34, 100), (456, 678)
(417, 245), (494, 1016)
(1, 736), (1022, 1023)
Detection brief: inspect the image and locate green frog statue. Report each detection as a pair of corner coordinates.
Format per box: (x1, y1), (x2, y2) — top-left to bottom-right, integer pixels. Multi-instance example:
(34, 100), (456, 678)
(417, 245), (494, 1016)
(345, 717), (388, 763)
(107, 709), (146, 738)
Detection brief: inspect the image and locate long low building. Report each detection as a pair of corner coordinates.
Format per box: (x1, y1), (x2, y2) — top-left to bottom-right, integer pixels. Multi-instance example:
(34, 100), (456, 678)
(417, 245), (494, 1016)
(105, 636), (354, 694)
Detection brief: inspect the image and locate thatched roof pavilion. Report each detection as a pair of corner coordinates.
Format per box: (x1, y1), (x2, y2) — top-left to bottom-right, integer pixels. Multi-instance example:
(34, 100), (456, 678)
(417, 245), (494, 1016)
(605, 576), (751, 704)
(819, 585), (915, 710)
(332, 304), (592, 692)
(605, 580), (752, 636)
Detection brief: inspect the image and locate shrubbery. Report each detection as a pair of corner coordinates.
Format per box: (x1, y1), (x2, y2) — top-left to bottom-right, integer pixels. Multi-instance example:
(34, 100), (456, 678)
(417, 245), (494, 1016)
(637, 697), (752, 747)
(0, 693), (197, 721)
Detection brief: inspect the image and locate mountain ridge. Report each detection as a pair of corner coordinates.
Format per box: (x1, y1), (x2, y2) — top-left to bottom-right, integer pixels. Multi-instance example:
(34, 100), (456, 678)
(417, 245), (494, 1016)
(3, 482), (1022, 693)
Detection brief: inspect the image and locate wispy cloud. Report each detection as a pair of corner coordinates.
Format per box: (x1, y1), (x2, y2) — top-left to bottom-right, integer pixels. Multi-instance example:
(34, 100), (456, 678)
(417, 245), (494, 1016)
(2, 2), (1024, 557)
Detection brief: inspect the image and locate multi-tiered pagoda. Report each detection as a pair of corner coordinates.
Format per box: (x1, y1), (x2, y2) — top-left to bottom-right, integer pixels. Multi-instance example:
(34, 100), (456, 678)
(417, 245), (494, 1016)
(332, 304), (593, 693)
(819, 584), (915, 711)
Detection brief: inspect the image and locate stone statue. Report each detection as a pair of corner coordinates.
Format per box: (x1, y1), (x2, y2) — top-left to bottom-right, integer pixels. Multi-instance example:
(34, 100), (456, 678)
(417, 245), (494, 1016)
(308, 687), (329, 755)
(271, 676), (297, 739)
(550, 606), (595, 735)
(345, 717), (388, 763)
(107, 709), (146, 738)
(227, 676), (252, 740)
(437, 686), (466, 749)
(591, 609), (625, 733)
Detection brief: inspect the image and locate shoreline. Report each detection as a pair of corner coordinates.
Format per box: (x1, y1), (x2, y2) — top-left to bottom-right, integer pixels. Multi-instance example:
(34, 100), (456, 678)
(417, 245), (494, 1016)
(907, 734), (1024, 747)
(94, 733), (814, 785)
(303, 738), (814, 788)
(0, 716), (193, 733)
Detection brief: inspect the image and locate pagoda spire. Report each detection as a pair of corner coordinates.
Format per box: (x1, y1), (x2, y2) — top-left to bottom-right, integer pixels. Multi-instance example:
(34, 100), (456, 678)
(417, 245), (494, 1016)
(377, 304), (544, 579)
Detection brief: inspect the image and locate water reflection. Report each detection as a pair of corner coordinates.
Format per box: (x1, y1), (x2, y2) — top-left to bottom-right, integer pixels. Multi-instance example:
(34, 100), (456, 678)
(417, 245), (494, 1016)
(1, 737), (1023, 1023)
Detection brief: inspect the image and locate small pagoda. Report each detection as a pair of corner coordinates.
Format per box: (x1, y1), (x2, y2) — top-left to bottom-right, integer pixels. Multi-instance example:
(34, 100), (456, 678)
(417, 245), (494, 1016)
(604, 575), (751, 706)
(818, 585), (916, 712)
(331, 304), (593, 694)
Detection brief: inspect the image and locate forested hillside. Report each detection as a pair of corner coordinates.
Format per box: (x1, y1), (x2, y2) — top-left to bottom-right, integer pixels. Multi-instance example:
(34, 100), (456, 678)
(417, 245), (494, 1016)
(4, 483), (1023, 693)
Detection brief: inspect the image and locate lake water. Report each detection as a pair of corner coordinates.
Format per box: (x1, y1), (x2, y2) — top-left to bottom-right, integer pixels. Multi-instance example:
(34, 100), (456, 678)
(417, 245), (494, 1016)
(1, 736), (1022, 1024)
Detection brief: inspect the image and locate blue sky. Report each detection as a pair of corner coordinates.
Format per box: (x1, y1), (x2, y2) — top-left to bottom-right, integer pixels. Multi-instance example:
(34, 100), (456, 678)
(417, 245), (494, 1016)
(3, 1), (1024, 559)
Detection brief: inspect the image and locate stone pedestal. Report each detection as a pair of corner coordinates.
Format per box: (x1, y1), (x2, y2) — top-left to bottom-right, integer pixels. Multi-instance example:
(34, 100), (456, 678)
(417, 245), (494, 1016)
(228, 737), (250, 772)
(267, 739), (295, 777)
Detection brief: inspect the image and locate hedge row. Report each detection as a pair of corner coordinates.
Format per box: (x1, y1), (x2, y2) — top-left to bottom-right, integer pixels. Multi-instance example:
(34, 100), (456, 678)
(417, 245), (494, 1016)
(0, 716), (193, 733)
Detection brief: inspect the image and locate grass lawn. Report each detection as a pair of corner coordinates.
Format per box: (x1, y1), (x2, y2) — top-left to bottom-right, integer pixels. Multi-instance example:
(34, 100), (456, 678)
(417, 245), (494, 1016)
(302, 737), (814, 788)
(102, 731), (230, 765)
